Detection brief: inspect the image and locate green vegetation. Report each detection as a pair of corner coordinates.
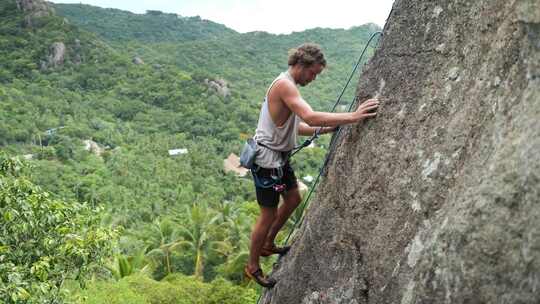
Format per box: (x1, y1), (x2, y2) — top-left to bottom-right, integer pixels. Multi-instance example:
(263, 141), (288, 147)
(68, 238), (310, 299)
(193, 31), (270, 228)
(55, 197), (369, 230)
(54, 4), (237, 43)
(53, 3), (380, 110)
(72, 274), (256, 304)
(0, 156), (117, 302)
(0, 1), (379, 302)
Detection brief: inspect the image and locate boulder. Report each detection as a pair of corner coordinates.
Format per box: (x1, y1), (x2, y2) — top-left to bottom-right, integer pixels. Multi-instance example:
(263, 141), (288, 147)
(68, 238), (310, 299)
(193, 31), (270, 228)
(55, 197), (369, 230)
(133, 56), (144, 65)
(15, 0), (54, 27)
(83, 140), (104, 156)
(205, 78), (230, 97)
(47, 42), (66, 68)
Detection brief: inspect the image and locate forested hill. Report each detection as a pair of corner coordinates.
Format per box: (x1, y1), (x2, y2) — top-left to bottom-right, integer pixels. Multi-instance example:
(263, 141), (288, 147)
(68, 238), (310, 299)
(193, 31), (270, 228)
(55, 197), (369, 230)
(52, 3), (381, 109)
(0, 0), (381, 302)
(53, 3), (238, 43)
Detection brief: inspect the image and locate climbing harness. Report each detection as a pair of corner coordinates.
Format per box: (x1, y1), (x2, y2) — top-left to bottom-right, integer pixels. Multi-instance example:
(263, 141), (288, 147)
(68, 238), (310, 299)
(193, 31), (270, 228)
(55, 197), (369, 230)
(250, 148), (290, 193)
(255, 31), (383, 302)
(251, 163), (286, 193)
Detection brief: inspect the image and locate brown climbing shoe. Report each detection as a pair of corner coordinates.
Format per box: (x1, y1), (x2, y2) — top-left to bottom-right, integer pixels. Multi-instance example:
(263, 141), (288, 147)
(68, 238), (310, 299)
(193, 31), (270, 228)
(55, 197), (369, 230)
(260, 244), (291, 257)
(244, 266), (276, 288)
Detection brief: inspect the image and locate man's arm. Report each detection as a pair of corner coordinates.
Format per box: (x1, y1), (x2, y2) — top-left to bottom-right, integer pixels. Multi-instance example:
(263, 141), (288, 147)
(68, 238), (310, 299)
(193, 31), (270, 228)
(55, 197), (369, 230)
(298, 122), (335, 136)
(281, 81), (378, 127)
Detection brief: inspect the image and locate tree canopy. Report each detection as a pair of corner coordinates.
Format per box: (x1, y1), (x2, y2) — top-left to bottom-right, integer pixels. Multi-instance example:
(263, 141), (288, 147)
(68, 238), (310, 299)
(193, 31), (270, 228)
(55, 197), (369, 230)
(0, 2), (379, 302)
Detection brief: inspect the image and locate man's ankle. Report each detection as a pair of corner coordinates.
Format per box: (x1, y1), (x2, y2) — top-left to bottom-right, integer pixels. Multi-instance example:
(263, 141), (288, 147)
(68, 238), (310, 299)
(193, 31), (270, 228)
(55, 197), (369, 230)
(247, 263), (259, 272)
(263, 241), (275, 248)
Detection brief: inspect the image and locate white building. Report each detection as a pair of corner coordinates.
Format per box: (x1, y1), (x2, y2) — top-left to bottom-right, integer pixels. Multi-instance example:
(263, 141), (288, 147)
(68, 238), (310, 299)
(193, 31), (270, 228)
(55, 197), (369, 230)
(168, 148), (188, 156)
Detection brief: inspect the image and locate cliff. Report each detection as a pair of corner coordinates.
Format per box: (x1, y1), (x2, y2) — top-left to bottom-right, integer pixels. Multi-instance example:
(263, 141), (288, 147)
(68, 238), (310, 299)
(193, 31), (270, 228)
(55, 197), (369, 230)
(262, 0), (540, 303)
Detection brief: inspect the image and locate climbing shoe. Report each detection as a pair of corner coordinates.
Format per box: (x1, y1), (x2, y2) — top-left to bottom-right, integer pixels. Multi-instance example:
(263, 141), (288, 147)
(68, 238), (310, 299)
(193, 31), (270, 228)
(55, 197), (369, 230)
(260, 244), (291, 257)
(244, 266), (276, 288)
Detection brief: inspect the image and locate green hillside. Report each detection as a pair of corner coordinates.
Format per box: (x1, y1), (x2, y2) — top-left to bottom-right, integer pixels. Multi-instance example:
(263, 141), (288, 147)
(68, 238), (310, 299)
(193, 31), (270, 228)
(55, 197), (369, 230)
(54, 3), (238, 43)
(53, 3), (380, 110)
(0, 1), (380, 303)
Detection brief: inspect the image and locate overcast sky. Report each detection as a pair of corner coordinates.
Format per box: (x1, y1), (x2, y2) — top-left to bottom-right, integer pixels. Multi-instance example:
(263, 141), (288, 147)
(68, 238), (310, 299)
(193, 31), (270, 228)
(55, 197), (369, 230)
(50, 0), (395, 34)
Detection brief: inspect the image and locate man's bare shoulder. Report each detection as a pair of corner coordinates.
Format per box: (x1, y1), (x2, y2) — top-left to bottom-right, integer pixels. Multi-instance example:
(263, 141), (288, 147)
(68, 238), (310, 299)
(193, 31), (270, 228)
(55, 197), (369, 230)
(272, 77), (298, 97)
(271, 79), (307, 113)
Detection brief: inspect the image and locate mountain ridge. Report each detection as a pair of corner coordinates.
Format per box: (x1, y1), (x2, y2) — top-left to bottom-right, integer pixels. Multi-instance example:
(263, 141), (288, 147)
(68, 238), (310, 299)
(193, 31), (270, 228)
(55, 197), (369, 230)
(52, 3), (380, 42)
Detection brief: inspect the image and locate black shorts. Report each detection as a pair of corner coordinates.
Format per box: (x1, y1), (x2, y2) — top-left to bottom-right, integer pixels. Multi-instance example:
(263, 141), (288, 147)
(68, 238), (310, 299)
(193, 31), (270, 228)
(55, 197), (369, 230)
(251, 162), (298, 208)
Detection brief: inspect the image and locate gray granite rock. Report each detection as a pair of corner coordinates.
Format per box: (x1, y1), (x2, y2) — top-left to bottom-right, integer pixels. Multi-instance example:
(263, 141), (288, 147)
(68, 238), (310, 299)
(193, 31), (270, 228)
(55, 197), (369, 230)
(205, 78), (231, 98)
(15, 0), (53, 27)
(262, 0), (539, 303)
(47, 42), (66, 68)
(133, 56), (145, 65)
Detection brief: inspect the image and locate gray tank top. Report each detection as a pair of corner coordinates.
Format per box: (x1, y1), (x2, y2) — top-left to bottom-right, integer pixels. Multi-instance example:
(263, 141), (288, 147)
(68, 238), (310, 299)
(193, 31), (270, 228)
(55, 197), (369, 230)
(254, 71), (299, 168)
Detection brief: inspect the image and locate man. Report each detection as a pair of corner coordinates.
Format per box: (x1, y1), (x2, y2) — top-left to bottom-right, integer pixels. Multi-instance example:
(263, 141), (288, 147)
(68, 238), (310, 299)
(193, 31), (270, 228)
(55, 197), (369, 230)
(244, 43), (379, 287)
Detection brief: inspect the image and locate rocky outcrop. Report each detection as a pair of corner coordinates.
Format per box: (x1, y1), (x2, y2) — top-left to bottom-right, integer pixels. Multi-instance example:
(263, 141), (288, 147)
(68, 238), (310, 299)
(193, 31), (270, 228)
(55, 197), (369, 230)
(83, 140), (104, 157)
(133, 56), (145, 65)
(205, 78), (230, 97)
(47, 42), (66, 68)
(15, 0), (54, 27)
(40, 42), (66, 70)
(263, 0), (539, 303)
(15, 0), (73, 69)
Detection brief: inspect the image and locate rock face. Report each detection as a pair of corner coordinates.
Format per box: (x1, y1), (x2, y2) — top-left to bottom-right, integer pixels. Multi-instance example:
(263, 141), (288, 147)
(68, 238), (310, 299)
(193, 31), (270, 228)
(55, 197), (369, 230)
(47, 42), (66, 68)
(262, 0), (539, 303)
(15, 0), (54, 27)
(205, 78), (230, 97)
(15, 0), (52, 15)
(40, 42), (66, 70)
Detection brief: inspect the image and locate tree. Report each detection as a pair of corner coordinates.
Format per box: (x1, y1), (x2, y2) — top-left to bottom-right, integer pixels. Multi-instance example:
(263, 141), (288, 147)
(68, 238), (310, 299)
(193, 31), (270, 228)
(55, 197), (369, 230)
(174, 202), (226, 281)
(213, 202), (255, 283)
(139, 218), (184, 277)
(105, 248), (153, 281)
(0, 156), (117, 303)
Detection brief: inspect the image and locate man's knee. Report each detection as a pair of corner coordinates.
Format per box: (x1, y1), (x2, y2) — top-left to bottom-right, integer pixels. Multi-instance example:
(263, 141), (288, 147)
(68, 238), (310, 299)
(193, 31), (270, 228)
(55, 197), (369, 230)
(283, 189), (302, 207)
(260, 207), (277, 222)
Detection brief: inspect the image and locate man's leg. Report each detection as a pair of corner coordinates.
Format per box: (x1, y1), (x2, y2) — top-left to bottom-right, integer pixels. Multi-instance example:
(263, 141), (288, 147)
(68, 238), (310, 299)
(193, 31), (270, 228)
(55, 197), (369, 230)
(247, 206), (277, 272)
(264, 187), (302, 247)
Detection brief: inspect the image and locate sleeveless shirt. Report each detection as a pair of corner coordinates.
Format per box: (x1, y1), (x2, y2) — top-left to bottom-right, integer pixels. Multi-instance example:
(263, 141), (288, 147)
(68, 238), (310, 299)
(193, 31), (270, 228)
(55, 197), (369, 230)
(253, 71), (299, 168)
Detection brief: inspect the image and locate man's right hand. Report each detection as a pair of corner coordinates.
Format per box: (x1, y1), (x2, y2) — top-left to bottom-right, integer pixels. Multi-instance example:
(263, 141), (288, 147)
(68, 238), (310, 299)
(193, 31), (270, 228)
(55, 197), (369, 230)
(353, 98), (379, 121)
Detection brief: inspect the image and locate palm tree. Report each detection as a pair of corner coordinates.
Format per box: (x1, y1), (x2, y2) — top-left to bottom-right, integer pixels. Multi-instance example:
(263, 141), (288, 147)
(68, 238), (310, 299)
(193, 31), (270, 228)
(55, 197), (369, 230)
(106, 247), (152, 280)
(216, 213), (252, 282)
(138, 218), (184, 276)
(209, 201), (255, 282)
(174, 202), (225, 280)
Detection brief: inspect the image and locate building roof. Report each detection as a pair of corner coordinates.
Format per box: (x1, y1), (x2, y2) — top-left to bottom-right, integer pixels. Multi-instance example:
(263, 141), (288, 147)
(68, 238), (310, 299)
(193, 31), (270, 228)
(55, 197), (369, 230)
(169, 148), (188, 156)
(223, 153), (249, 177)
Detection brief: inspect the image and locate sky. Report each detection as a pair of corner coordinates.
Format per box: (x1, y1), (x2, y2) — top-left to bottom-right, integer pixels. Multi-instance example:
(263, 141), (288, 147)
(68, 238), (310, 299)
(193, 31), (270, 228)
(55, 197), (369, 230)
(50, 0), (395, 34)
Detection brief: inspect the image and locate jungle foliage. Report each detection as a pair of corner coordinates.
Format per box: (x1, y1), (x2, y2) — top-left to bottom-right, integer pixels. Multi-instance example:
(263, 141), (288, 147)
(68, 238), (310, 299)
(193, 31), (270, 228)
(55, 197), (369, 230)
(0, 2), (379, 302)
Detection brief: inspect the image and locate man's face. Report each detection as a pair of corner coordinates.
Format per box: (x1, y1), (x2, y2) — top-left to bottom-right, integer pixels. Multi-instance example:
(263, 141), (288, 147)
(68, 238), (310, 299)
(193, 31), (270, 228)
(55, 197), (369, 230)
(298, 63), (324, 86)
